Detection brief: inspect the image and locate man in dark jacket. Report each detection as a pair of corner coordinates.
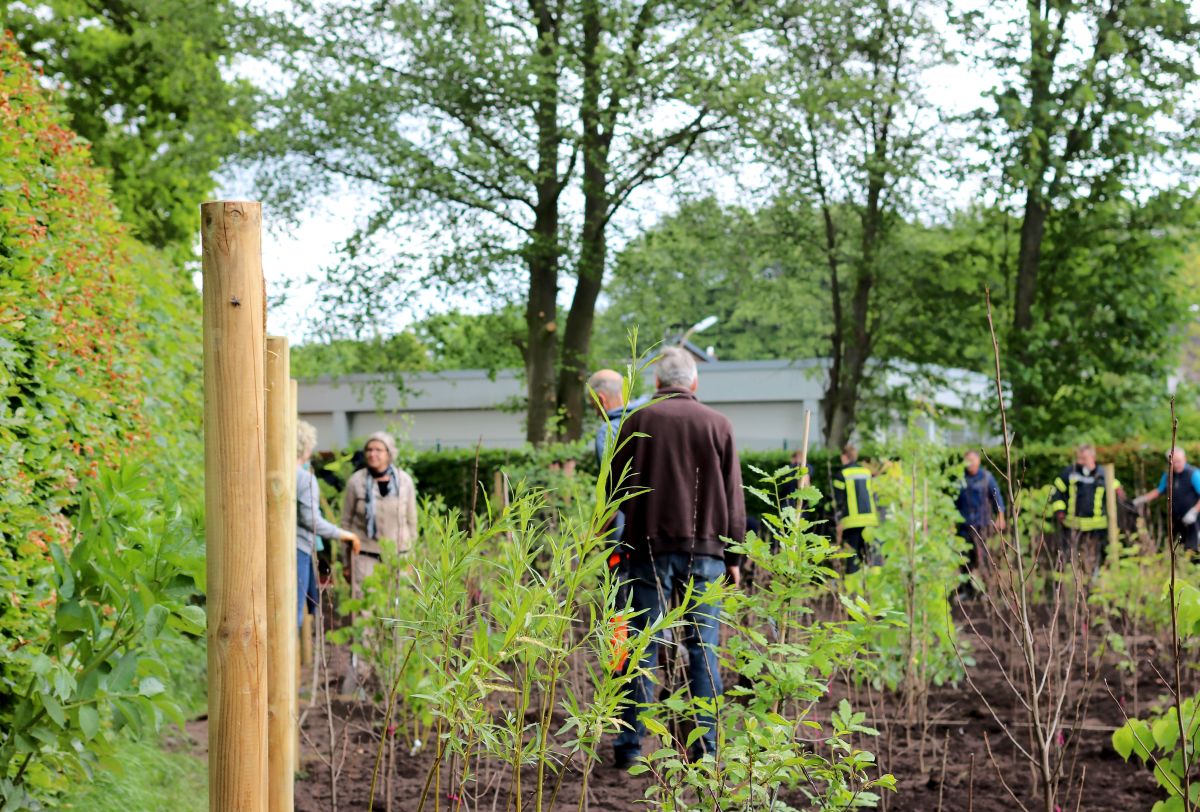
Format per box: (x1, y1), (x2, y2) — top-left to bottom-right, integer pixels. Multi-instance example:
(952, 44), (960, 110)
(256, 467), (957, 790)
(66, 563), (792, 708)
(609, 346), (745, 767)
(1134, 448), (1200, 555)
(955, 450), (1006, 581)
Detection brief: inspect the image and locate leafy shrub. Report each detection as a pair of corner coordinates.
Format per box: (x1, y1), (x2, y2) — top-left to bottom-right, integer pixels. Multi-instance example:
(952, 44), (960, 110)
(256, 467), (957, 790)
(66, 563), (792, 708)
(1113, 696), (1200, 812)
(0, 33), (205, 808)
(844, 436), (967, 696)
(632, 463), (897, 810)
(0, 465), (205, 809)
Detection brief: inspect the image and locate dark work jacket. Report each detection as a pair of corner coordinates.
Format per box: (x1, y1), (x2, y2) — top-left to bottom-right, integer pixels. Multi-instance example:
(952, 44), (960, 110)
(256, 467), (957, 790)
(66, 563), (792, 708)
(955, 467), (1005, 529)
(611, 386), (746, 564)
(1168, 464), (1200, 519)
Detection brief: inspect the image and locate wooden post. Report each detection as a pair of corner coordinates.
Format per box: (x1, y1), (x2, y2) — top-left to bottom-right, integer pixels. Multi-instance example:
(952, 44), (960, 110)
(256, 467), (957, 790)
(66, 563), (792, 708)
(288, 376), (300, 758)
(1105, 462), (1119, 553)
(265, 337), (296, 810)
(799, 410), (812, 483)
(202, 200), (268, 812)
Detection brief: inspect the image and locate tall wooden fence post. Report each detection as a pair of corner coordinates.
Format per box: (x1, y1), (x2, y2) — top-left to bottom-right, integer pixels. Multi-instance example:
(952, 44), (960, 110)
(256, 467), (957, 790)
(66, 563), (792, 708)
(266, 337), (296, 811)
(288, 377), (302, 761)
(1105, 462), (1119, 554)
(202, 200), (268, 812)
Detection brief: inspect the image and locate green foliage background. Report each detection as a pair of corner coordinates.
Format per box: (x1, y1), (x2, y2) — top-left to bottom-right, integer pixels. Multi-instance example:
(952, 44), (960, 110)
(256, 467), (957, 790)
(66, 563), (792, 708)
(0, 33), (205, 807)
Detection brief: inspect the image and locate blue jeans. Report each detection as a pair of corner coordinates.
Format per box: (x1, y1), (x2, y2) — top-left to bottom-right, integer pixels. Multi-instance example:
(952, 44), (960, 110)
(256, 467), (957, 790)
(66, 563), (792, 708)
(614, 553), (725, 760)
(297, 549), (319, 630)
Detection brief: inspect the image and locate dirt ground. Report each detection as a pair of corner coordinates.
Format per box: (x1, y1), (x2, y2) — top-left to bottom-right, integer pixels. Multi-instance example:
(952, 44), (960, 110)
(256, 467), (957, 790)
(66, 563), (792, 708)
(279, 599), (1166, 812)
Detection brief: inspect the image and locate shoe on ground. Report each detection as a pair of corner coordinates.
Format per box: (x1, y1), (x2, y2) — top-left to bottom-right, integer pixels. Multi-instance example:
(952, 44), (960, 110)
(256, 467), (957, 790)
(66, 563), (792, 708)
(612, 751), (640, 770)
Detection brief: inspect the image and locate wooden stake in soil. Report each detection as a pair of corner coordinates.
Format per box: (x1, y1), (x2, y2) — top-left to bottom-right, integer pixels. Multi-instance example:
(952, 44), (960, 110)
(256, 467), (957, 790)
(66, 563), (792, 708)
(288, 377), (301, 763)
(799, 409), (811, 470)
(202, 200), (269, 812)
(266, 336), (297, 811)
(1104, 462), (1119, 554)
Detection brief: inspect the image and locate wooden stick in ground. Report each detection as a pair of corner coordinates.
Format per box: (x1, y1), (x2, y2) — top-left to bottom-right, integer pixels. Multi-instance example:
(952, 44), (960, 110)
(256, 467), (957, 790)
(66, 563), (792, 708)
(801, 407), (811, 484)
(202, 200), (269, 812)
(289, 378), (302, 762)
(1104, 462), (1118, 555)
(265, 336), (297, 812)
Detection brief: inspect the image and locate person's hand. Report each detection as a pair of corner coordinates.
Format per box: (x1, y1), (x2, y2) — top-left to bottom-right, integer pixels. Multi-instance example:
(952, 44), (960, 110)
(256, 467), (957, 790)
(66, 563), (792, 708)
(344, 532), (361, 554)
(726, 565), (741, 588)
(994, 514), (1007, 532)
(1184, 507), (1199, 527)
(1132, 494), (1149, 513)
(1055, 511), (1065, 526)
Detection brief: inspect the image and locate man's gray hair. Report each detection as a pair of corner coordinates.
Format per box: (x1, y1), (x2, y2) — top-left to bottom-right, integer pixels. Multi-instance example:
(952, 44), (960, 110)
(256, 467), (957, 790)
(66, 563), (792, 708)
(656, 346), (698, 387)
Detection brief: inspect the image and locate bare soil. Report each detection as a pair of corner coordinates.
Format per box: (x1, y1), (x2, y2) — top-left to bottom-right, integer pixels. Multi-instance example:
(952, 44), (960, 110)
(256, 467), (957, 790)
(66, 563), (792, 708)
(280, 600), (1166, 811)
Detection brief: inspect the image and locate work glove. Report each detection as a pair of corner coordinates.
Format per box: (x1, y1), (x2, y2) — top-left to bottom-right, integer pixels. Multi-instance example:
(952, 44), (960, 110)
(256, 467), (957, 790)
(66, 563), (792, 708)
(1132, 494), (1150, 508)
(1184, 507), (1199, 526)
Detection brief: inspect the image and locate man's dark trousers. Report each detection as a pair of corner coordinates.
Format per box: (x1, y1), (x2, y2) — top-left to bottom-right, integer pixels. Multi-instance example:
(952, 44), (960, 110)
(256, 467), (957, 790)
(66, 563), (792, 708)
(613, 552), (725, 762)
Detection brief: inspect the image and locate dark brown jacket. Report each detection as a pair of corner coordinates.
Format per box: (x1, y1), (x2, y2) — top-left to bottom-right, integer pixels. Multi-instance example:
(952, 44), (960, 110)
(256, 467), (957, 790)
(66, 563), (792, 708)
(611, 386), (745, 563)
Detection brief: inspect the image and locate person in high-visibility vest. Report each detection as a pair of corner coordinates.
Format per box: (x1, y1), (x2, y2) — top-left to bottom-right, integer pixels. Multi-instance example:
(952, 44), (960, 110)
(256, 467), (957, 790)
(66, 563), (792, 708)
(832, 443), (879, 573)
(1049, 444), (1123, 566)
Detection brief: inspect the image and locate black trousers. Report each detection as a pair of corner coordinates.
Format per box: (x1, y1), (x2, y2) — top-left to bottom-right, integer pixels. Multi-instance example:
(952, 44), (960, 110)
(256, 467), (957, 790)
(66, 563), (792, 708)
(957, 524), (990, 573)
(1058, 527), (1107, 566)
(843, 527), (867, 573)
(1170, 515), (1200, 553)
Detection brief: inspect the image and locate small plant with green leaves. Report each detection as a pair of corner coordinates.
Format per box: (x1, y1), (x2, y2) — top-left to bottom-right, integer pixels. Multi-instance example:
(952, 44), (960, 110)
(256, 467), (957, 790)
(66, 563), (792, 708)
(1113, 695), (1200, 812)
(842, 428), (967, 724)
(0, 465), (204, 810)
(633, 463), (896, 810)
(1089, 542), (1178, 716)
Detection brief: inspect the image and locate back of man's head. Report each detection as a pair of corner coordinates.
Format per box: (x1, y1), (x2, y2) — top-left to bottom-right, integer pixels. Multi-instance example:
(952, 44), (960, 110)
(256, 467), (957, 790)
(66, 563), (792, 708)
(656, 347), (698, 390)
(587, 368), (624, 412)
(841, 443), (857, 463)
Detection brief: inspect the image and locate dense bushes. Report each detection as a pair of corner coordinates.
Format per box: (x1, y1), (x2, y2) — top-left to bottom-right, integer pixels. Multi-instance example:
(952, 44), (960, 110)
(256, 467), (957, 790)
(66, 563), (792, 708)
(315, 440), (1187, 524)
(0, 34), (204, 808)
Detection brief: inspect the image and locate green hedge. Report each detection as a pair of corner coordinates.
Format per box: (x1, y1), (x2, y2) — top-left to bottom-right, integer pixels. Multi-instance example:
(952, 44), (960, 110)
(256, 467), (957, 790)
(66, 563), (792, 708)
(316, 441), (1194, 520)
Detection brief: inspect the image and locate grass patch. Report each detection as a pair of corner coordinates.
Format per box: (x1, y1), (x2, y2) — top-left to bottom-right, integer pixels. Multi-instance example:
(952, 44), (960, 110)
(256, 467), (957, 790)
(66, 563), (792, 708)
(61, 735), (207, 812)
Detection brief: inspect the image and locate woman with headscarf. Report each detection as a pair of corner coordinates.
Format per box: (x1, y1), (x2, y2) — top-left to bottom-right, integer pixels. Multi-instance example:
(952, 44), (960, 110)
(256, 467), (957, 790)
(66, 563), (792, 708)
(296, 421), (360, 629)
(340, 431), (419, 597)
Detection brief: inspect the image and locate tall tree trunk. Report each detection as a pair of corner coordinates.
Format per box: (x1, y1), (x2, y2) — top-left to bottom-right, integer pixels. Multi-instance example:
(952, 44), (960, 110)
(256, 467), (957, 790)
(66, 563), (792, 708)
(1007, 2), (1057, 431)
(524, 0), (562, 445)
(821, 123), (884, 449)
(1013, 185), (1048, 334)
(556, 0), (606, 442)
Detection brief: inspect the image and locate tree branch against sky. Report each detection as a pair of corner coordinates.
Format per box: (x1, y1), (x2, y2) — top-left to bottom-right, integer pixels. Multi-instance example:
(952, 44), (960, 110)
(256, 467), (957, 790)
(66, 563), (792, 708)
(250, 0), (762, 444)
(751, 0), (949, 448)
(5, 0), (256, 259)
(965, 0), (1200, 430)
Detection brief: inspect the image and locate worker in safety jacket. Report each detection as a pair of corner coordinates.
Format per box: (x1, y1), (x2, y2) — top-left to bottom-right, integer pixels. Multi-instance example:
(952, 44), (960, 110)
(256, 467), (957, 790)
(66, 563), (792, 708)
(833, 443), (879, 573)
(1049, 444), (1123, 566)
(1133, 448), (1200, 556)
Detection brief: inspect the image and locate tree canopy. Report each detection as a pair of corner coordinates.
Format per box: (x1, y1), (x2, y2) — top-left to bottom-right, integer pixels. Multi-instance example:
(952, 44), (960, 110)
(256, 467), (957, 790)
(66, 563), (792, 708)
(4, 0), (255, 257)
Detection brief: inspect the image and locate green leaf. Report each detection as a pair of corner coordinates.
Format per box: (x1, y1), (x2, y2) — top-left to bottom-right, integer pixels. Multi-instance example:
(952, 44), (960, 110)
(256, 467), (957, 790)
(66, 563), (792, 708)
(78, 705), (100, 741)
(41, 693), (66, 727)
(109, 651), (138, 692)
(143, 604), (169, 642)
(138, 677), (166, 698)
(1154, 714), (1181, 751)
(1113, 723), (1136, 760)
(49, 542), (75, 600)
(174, 604), (206, 634)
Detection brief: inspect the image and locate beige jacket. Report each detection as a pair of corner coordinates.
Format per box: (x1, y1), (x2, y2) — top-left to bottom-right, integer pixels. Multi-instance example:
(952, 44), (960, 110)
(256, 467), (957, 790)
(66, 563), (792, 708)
(340, 467), (418, 556)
